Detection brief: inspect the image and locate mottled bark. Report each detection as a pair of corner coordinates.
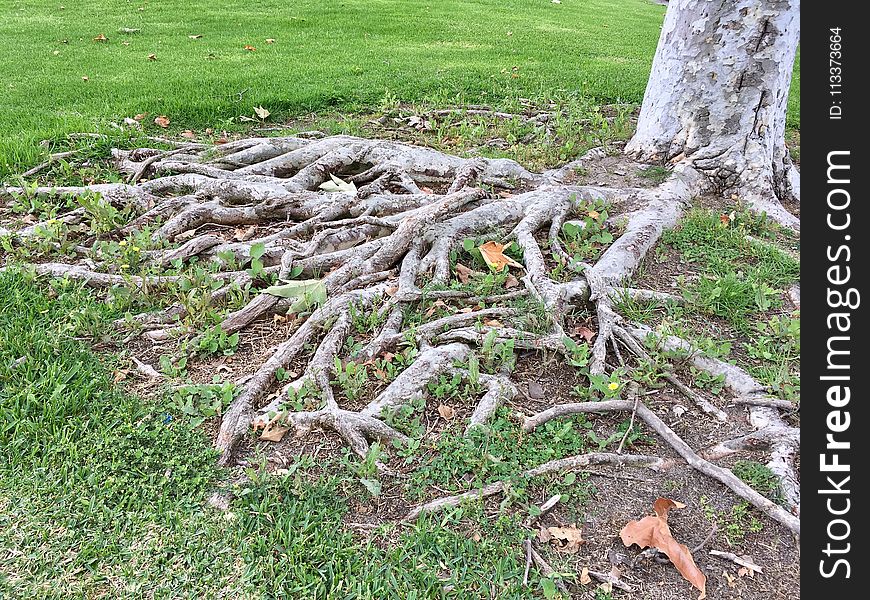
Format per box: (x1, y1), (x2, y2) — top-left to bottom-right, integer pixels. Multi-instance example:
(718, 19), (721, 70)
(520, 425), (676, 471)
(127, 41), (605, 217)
(626, 0), (800, 228)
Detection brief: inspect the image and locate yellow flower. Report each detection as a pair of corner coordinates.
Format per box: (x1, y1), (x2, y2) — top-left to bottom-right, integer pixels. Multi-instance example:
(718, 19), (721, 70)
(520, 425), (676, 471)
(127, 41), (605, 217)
(120, 264), (129, 269)
(132, 246), (141, 252)
(118, 240), (127, 246)
(607, 382), (619, 391)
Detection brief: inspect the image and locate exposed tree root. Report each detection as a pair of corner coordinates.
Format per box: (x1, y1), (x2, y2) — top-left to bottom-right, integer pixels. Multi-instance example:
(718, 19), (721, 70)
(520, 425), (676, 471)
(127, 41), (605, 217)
(521, 399), (799, 536)
(1, 131), (799, 537)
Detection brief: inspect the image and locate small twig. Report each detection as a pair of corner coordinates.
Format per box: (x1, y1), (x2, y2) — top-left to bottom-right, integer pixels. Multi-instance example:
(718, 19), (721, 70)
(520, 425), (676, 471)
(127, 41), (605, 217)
(732, 397), (795, 410)
(709, 549), (764, 573)
(616, 384), (641, 454)
(522, 539), (532, 586)
(528, 543), (569, 594)
(589, 569), (633, 592)
(691, 523), (718, 553)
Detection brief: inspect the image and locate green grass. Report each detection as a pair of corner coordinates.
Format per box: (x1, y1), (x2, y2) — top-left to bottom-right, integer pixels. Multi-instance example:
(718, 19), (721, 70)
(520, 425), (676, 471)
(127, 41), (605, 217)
(0, 0), (799, 178)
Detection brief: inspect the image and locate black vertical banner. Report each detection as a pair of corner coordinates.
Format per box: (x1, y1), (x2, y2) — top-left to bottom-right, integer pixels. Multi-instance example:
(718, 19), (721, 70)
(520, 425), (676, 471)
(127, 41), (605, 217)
(803, 2), (868, 594)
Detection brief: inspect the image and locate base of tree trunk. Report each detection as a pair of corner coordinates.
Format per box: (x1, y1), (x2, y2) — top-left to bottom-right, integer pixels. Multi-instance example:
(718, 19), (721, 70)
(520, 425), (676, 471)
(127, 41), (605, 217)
(1, 133), (800, 536)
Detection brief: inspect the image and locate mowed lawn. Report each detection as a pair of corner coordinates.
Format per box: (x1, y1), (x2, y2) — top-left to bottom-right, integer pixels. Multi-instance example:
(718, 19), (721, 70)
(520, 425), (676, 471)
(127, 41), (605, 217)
(0, 0), (797, 178)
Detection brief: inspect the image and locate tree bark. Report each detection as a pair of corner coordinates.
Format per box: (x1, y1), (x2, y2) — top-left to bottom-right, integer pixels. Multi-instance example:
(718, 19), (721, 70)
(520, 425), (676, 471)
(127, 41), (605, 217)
(626, 0), (800, 228)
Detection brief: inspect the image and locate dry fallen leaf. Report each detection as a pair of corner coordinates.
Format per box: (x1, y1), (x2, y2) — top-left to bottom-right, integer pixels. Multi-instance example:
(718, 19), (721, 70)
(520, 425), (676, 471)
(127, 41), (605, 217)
(154, 115), (170, 128)
(133, 113), (148, 121)
(234, 225), (257, 241)
(93, 33), (108, 42)
(620, 498), (706, 599)
(504, 274), (520, 289)
(579, 567), (592, 585)
(81, 76), (89, 82)
(574, 325), (596, 343)
(188, 34), (203, 39)
(385, 285), (399, 297)
(180, 129), (196, 139)
(454, 262), (475, 284)
(244, 44), (256, 51)
(478, 241), (523, 272)
(483, 319), (503, 328)
(723, 571), (737, 589)
(546, 524), (585, 553)
(260, 421), (290, 442)
(437, 404), (455, 419)
(147, 53), (156, 61)
(254, 105), (270, 120)
(265, 38), (276, 44)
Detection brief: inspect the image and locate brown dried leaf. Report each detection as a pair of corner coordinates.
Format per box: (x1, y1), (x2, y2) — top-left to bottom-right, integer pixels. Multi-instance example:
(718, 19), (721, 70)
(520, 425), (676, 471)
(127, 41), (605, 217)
(385, 285), (399, 297)
(260, 420), (289, 442)
(93, 33), (107, 42)
(579, 567), (592, 585)
(133, 113), (148, 121)
(620, 498), (705, 599)
(504, 274), (519, 289)
(154, 115), (170, 128)
(547, 524), (585, 553)
(234, 225), (257, 241)
(537, 526), (552, 543)
(180, 129), (196, 139)
(243, 44), (256, 51)
(478, 241), (523, 272)
(454, 262), (475, 284)
(147, 53), (157, 61)
(437, 404), (455, 419)
(573, 325), (596, 343)
(483, 319), (503, 328)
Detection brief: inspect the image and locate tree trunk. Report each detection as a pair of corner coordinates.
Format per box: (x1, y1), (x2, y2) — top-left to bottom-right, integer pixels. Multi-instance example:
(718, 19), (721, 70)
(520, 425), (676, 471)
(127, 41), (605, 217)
(626, 0), (800, 228)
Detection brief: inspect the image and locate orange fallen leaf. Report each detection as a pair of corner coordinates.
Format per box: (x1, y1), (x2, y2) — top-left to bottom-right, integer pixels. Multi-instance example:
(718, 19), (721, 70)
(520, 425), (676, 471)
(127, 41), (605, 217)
(620, 498), (706, 599)
(181, 130), (197, 139)
(93, 33), (107, 42)
(478, 241), (523, 272)
(587, 210), (600, 219)
(154, 115), (170, 128)
(385, 285), (398, 297)
(244, 45), (256, 51)
(133, 113), (148, 121)
(437, 404), (455, 419)
(483, 319), (503, 328)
